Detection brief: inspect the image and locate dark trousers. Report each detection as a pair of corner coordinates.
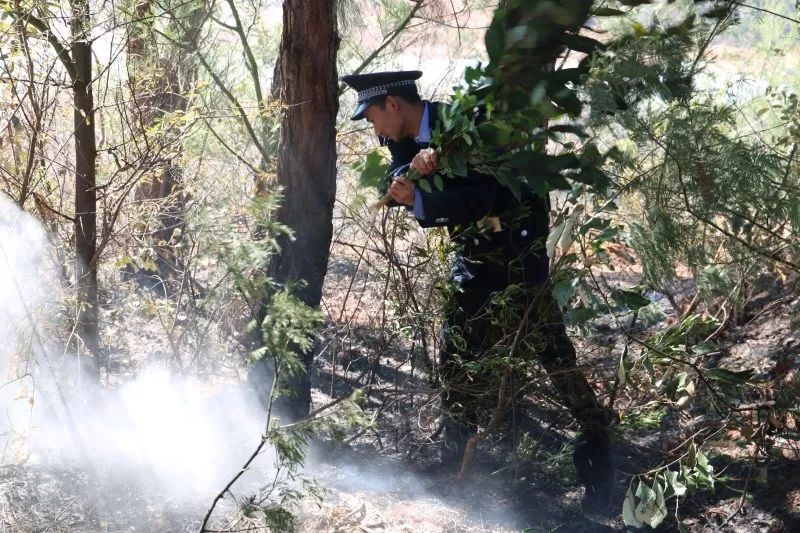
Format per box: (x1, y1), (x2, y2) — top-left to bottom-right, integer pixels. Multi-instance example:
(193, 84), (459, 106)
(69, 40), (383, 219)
(439, 283), (611, 483)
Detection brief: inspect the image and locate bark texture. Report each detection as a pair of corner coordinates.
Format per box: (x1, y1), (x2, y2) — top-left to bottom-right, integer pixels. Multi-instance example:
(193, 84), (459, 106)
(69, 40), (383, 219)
(265, 0), (339, 419)
(72, 0), (98, 357)
(126, 1), (206, 294)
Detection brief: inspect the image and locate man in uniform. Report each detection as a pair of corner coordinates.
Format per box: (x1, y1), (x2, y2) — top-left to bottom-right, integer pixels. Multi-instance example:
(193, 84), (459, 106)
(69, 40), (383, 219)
(341, 70), (614, 512)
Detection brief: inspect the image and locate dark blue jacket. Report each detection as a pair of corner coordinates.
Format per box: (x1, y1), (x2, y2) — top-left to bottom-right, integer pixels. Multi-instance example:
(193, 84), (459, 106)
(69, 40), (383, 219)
(384, 101), (551, 314)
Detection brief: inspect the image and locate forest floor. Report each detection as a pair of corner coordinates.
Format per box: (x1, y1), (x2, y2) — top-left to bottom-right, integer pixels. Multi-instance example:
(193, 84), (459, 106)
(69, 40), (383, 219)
(296, 269), (800, 532)
(1, 270), (799, 532)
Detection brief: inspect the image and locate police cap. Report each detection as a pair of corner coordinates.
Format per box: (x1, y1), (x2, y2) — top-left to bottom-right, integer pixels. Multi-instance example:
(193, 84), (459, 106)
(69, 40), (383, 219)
(340, 70), (422, 120)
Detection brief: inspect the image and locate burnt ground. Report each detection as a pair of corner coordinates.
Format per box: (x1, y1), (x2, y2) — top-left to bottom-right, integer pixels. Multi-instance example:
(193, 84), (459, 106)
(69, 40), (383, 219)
(1, 274), (799, 532)
(295, 272), (800, 532)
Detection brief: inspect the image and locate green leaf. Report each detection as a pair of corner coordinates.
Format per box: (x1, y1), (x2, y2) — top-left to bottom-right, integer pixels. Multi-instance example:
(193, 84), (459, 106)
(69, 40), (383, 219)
(560, 33), (605, 54)
(450, 151), (468, 177)
(547, 67), (588, 85)
(581, 143), (603, 166)
(629, 479), (668, 528)
(568, 306), (599, 323)
(418, 179), (433, 193)
(579, 217), (610, 234)
(648, 479), (668, 528)
(526, 174), (547, 197)
(542, 172), (571, 190)
(433, 174), (444, 191)
(696, 450), (713, 477)
(618, 350), (627, 387)
(547, 124), (588, 138)
(633, 480), (656, 522)
(496, 169), (522, 200)
(355, 149), (389, 190)
(549, 153), (582, 172)
(552, 279), (576, 307)
(706, 368), (754, 385)
(572, 167), (611, 190)
(630, 21), (648, 35)
(494, 121), (513, 145)
(622, 485), (644, 528)
(464, 65), (482, 84)
(550, 88), (583, 116)
(484, 17), (506, 64)
(592, 7), (627, 16)
(611, 289), (651, 310)
(665, 470), (687, 498)
(546, 221), (565, 259)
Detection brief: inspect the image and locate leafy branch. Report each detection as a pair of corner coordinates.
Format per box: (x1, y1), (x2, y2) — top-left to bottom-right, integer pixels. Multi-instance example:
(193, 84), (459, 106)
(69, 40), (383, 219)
(3, 1), (77, 81)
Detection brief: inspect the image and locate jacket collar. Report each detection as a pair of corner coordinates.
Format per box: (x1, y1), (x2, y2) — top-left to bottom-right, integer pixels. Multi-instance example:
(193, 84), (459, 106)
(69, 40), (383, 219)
(414, 102), (431, 144)
(415, 100), (439, 146)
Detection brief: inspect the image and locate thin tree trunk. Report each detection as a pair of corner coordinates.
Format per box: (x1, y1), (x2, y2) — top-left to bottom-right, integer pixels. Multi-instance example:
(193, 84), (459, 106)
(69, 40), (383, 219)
(263, 0), (339, 419)
(127, 1), (206, 293)
(72, 0), (99, 358)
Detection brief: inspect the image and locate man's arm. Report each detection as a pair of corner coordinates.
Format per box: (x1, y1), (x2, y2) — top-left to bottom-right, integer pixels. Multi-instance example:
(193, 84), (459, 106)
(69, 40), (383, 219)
(406, 148), (500, 228)
(413, 178), (498, 228)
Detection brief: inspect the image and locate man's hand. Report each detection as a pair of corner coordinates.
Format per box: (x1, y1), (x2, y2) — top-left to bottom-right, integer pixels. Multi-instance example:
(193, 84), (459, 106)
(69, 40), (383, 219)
(411, 147), (439, 175)
(389, 176), (415, 206)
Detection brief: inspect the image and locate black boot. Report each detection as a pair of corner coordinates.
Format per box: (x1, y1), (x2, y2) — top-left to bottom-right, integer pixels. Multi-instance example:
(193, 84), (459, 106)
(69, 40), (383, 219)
(573, 431), (616, 515)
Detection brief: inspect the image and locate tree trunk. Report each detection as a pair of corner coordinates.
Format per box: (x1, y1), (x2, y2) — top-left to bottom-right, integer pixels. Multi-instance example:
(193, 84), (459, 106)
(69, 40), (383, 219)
(263, 0), (339, 419)
(126, 1), (206, 295)
(72, 0), (99, 358)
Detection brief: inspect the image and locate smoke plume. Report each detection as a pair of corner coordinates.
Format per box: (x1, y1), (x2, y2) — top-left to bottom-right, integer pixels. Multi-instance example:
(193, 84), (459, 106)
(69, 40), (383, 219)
(0, 197), (272, 527)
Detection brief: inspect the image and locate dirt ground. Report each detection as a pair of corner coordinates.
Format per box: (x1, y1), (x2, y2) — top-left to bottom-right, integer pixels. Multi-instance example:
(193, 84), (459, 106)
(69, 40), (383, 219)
(2, 271), (799, 532)
(295, 271), (800, 532)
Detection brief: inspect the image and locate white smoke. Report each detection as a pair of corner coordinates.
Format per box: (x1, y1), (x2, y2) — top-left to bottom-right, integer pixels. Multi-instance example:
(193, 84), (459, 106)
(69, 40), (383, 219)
(0, 197), (274, 525)
(0, 198), (523, 531)
(32, 366), (272, 499)
(0, 196), (60, 463)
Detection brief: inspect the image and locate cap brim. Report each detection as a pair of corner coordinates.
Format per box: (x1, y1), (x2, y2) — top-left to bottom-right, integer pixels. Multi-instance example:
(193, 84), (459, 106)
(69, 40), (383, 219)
(350, 101), (370, 121)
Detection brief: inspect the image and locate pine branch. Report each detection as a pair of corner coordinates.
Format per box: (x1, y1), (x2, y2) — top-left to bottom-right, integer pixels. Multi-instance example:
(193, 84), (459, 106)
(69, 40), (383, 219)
(360, 0), (608, 205)
(732, 1), (800, 25)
